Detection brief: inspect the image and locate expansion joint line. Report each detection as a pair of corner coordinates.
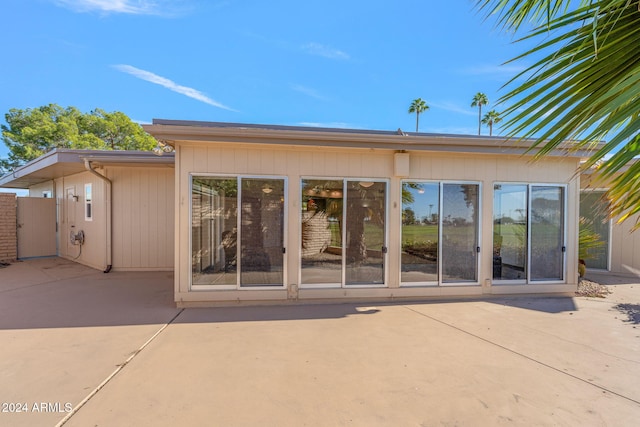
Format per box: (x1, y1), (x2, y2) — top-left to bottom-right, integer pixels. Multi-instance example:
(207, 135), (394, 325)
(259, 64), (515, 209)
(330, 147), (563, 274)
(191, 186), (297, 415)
(55, 308), (185, 427)
(403, 306), (640, 406)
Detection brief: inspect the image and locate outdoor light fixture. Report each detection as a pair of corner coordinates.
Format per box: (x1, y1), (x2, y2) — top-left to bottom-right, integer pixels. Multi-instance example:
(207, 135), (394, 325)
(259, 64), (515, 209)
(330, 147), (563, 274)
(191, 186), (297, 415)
(153, 140), (174, 156)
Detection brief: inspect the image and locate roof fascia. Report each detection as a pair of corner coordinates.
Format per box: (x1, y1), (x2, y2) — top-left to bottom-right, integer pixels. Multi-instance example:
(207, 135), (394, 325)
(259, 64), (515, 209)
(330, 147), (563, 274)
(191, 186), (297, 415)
(144, 124), (595, 158)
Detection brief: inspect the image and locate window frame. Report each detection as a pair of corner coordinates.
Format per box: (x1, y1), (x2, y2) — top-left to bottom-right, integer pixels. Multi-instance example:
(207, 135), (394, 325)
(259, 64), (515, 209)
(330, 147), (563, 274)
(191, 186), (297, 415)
(189, 173), (288, 291)
(299, 177), (389, 289)
(492, 182), (568, 285)
(399, 180), (482, 287)
(84, 183), (93, 221)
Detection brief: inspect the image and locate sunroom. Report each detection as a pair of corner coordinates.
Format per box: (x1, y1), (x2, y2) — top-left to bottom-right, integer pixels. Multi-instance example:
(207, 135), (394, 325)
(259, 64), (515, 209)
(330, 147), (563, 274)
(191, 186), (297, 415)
(143, 119), (586, 307)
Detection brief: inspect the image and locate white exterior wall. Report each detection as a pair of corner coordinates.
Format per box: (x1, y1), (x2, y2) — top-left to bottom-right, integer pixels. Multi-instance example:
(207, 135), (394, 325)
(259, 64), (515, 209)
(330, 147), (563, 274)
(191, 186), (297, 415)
(175, 142), (581, 306)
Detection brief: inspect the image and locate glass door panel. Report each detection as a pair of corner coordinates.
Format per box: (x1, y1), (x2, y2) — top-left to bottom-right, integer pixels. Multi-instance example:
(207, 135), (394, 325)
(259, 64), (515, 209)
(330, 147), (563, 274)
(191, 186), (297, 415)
(493, 184), (528, 281)
(401, 182), (439, 284)
(530, 186), (564, 281)
(191, 177), (238, 286)
(579, 191), (609, 270)
(300, 179), (344, 285)
(345, 181), (386, 285)
(240, 178), (285, 287)
(441, 183), (479, 283)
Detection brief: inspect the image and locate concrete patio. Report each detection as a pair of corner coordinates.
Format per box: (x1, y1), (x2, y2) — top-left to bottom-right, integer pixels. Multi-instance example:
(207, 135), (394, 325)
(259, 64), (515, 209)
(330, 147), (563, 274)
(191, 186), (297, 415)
(0, 258), (638, 426)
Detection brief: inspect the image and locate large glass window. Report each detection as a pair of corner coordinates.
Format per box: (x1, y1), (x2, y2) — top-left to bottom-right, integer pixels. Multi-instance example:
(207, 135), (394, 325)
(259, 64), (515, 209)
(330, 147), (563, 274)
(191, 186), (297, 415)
(441, 183), (480, 283)
(301, 179), (343, 285)
(579, 191), (609, 270)
(401, 182), (439, 284)
(240, 178), (285, 287)
(345, 180), (386, 285)
(300, 179), (387, 287)
(493, 184), (528, 281)
(192, 177), (238, 286)
(401, 181), (480, 285)
(492, 184), (566, 283)
(530, 186), (565, 281)
(191, 176), (285, 288)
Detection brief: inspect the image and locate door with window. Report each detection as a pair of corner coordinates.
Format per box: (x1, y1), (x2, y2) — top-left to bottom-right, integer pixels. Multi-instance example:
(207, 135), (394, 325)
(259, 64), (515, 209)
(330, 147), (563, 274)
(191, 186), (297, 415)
(493, 184), (566, 283)
(191, 176), (286, 289)
(401, 181), (480, 286)
(300, 178), (387, 287)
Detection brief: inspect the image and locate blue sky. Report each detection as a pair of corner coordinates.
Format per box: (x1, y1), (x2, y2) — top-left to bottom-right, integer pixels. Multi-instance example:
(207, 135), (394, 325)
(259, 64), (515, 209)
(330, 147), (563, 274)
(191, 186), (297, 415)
(1, 0), (538, 161)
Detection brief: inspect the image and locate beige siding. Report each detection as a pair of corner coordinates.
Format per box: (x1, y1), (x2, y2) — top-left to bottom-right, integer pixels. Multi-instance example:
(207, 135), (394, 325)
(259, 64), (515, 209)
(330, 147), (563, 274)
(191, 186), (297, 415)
(54, 171), (107, 270)
(28, 181), (54, 198)
(109, 166), (174, 271)
(49, 166), (174, 272)
(176, 142), (581, 305)
(610, 213), (640, 276)
(579, 175), (640, 277)
(17, 197), (56, 258)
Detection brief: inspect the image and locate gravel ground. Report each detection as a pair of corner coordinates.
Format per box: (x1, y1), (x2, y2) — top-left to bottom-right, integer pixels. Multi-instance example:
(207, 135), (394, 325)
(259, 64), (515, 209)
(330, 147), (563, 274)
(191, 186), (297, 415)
(576, 277), (611, 298)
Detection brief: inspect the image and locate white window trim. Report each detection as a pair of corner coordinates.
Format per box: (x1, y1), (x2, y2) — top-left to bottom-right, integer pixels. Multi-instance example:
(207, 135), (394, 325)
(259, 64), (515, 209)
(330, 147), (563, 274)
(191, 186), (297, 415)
(492, 182), (568, 285)
(189, 173), (288, 291)
(299, 177), (389, 289)
(399, 180), (482, 288)
(84, 183), (93, 221)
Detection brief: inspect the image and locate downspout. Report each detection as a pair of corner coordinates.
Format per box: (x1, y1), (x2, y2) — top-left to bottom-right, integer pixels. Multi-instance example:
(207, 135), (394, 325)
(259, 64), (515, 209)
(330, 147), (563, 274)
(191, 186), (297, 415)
(84, 159), (112, 273)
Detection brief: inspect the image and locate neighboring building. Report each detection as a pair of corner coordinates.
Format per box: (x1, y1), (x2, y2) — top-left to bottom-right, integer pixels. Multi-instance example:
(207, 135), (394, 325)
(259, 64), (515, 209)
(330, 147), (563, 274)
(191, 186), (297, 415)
(2, 121), (636, 306)
(0, 149), (174, 272)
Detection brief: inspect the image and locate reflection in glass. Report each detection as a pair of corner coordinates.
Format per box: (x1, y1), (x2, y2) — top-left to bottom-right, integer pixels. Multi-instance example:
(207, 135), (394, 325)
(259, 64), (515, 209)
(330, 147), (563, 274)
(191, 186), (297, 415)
(493, 184), (528, 281)
(345, 181), (386, 285)
(300, 179), (344, 285)
(240, 178), (285, 287)
(191, 177), (238, 286)
(401, 182), (439, 283)
(579, 191), (609, 270)
(530, 186), (564, 281)
(441, 184), (479, 282)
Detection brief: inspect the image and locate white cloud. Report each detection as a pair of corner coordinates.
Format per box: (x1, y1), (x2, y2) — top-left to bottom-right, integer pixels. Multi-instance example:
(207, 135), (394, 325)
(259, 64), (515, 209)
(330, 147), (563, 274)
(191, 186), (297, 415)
(429, 101), (477, 117)
(290, 84), (328, 101)
(51, 0), (184, 15)
(301, 43), (350, 60)
(113, 64), (237, 111)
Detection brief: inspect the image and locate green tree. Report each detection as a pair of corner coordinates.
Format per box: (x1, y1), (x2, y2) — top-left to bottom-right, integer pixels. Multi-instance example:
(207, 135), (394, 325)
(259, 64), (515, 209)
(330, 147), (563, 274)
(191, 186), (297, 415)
(482, 110), (502, 136)
(408, 98), (429, 132)
(1, 104), (156, 173)
(471, 92), (489, 136)
(476, 0), (640, 228)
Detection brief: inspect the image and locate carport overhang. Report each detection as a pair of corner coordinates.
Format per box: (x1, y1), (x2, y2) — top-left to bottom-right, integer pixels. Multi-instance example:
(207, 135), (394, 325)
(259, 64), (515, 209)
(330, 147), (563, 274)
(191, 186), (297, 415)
(0, 149), (175, 189)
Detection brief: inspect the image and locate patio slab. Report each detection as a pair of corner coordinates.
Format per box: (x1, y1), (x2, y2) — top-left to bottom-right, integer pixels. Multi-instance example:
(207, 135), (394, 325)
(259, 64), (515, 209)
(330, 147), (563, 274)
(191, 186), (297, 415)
(0, 258), (638, 426)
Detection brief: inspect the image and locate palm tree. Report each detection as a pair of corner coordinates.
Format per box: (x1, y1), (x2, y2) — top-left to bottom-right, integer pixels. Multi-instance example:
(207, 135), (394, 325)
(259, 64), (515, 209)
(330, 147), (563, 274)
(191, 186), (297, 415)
(481, 110), (502, 136)
(471, 93), (488, 135)
(408, 98), (429, 132)
(475, 1), (640, 228)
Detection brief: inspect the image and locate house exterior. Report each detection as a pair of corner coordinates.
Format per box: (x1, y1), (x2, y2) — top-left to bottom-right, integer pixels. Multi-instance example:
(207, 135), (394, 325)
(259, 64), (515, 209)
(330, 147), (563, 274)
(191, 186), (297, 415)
(142, 120), (590, 307)
(0, 149), (174, 272)
(2, 121), (636, 306)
